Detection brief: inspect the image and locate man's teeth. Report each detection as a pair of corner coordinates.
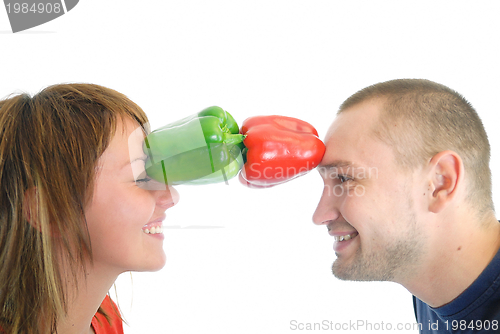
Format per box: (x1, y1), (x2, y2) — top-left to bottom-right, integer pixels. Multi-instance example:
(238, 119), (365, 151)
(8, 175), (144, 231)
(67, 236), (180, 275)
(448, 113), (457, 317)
(143, 226), (163, 234)
(334, 232), (358, 242)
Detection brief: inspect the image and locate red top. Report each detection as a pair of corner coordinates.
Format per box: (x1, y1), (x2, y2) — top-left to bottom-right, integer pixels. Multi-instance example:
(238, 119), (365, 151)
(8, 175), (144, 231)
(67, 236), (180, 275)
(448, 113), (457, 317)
(0, 296), (123, 333)
(91, 295), (124, 334)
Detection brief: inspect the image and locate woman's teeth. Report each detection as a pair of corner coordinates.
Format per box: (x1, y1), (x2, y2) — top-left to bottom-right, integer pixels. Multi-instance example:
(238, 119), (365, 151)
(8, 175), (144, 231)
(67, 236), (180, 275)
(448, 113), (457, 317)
(143, 226), (163, 234)
(333, 232), (358, 242)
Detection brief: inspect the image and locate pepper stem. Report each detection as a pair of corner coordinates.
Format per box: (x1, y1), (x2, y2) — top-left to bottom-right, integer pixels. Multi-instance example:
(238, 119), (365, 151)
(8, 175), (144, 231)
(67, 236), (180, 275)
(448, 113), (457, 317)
(222, 133), (246, 145)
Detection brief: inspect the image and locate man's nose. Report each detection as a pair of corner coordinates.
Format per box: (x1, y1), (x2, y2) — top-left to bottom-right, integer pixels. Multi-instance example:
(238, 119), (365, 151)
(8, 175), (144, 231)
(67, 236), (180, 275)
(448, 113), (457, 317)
(312, 184), (341, 225)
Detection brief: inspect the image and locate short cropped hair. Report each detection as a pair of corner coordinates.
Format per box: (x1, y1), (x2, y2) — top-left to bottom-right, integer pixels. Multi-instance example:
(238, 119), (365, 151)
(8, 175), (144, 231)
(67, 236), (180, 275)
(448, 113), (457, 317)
(339, 79), (493, 216)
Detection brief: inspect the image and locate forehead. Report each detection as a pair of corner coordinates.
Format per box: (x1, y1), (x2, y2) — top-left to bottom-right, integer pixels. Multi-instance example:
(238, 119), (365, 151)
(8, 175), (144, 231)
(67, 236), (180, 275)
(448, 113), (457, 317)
(99, 117), (146, 168)
(322, 99), (390, 169)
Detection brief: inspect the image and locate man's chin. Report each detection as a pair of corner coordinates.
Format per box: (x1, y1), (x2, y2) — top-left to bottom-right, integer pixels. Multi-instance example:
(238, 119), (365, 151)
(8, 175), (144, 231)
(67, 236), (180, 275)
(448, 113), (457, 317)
(331, 248), (374, 280)
(331, 259), (390, 282)
(332, 260), (357, 280)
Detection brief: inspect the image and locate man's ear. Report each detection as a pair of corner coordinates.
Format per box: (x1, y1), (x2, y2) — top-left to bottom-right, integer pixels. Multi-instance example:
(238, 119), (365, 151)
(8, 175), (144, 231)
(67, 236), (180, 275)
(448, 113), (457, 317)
(427, 150), (464, 213)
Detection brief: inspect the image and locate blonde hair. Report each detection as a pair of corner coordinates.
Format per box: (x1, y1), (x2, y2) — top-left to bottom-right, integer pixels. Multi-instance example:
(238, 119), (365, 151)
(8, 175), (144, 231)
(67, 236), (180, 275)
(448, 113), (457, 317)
(339, 79), (493, 217)
(0, 84), (148, 333)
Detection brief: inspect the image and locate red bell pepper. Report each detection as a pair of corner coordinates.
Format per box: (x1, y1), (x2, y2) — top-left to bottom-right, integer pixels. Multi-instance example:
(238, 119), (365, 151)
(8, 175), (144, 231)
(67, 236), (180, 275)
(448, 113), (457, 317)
(238, 115), (326, 188)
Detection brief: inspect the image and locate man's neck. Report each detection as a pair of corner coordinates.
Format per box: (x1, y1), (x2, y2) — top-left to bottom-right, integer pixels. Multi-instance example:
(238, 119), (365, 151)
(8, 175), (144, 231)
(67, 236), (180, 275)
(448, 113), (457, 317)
(403, 214), (500, 308)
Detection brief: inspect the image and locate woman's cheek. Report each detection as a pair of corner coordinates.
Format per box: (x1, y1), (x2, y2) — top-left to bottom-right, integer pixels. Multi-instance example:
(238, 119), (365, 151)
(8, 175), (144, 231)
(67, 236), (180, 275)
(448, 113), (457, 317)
(126, 190), (156, 222)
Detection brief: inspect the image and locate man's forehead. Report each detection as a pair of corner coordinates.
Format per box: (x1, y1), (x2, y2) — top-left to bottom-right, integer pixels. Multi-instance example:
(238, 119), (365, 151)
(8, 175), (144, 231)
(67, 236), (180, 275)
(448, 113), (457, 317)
(320, 99), (390, 172)
(324, 99), (382, 142)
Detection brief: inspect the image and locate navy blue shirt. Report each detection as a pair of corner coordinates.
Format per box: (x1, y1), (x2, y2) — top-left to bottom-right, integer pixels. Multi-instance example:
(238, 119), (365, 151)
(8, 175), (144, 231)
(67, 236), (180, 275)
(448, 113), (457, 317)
(413, 247), (500, 333)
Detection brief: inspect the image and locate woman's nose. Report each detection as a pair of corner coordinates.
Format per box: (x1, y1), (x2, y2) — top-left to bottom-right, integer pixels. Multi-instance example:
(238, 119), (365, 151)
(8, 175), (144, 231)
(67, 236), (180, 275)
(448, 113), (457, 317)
(156, 185), (180, 209)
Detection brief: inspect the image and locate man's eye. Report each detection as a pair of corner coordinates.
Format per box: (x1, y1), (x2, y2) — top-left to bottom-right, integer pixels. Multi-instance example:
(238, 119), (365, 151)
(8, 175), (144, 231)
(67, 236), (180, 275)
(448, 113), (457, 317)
(338, 175), (353, 183)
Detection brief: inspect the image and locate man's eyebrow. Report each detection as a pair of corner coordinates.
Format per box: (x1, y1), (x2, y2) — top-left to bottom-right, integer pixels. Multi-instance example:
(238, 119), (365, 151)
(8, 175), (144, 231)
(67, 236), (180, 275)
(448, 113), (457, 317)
(318, 160), (359, 169)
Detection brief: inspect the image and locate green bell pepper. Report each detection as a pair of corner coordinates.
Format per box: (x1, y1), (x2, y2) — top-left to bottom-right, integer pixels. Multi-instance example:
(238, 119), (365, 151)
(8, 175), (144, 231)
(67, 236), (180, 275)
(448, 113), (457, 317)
(143, 106), (245, 185)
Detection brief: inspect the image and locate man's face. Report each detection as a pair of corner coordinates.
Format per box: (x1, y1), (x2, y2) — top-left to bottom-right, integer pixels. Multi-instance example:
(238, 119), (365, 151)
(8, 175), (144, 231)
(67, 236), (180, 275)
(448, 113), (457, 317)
(313, 99), (427, 283)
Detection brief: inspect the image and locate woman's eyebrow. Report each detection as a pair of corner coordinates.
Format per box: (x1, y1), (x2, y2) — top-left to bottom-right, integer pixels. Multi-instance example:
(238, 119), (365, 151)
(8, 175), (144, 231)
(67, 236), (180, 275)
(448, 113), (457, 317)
(122, 155), (148, 169)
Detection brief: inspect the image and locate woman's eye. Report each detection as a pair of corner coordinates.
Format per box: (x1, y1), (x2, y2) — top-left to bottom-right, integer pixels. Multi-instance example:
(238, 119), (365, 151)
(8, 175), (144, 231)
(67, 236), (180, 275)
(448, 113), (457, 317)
(135, 177), (152, 183)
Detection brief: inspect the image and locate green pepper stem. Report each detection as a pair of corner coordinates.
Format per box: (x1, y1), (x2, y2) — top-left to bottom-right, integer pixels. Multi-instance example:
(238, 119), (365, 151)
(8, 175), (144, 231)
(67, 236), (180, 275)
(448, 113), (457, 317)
(222, 133), (246, 145)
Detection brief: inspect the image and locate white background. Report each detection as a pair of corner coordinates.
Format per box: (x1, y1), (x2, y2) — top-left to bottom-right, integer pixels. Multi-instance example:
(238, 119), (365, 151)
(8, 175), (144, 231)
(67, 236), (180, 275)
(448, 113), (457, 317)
(2, 1), (500, 333)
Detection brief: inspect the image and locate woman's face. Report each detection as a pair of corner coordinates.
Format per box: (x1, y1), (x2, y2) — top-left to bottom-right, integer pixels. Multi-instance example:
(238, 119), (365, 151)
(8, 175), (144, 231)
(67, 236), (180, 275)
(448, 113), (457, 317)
(85, 117), (179, 274)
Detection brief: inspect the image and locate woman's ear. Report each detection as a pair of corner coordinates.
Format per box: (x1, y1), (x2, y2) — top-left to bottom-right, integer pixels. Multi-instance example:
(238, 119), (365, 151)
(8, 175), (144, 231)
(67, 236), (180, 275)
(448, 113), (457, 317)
(23, 187), (40, 230)
(427, 150), (464, 213)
